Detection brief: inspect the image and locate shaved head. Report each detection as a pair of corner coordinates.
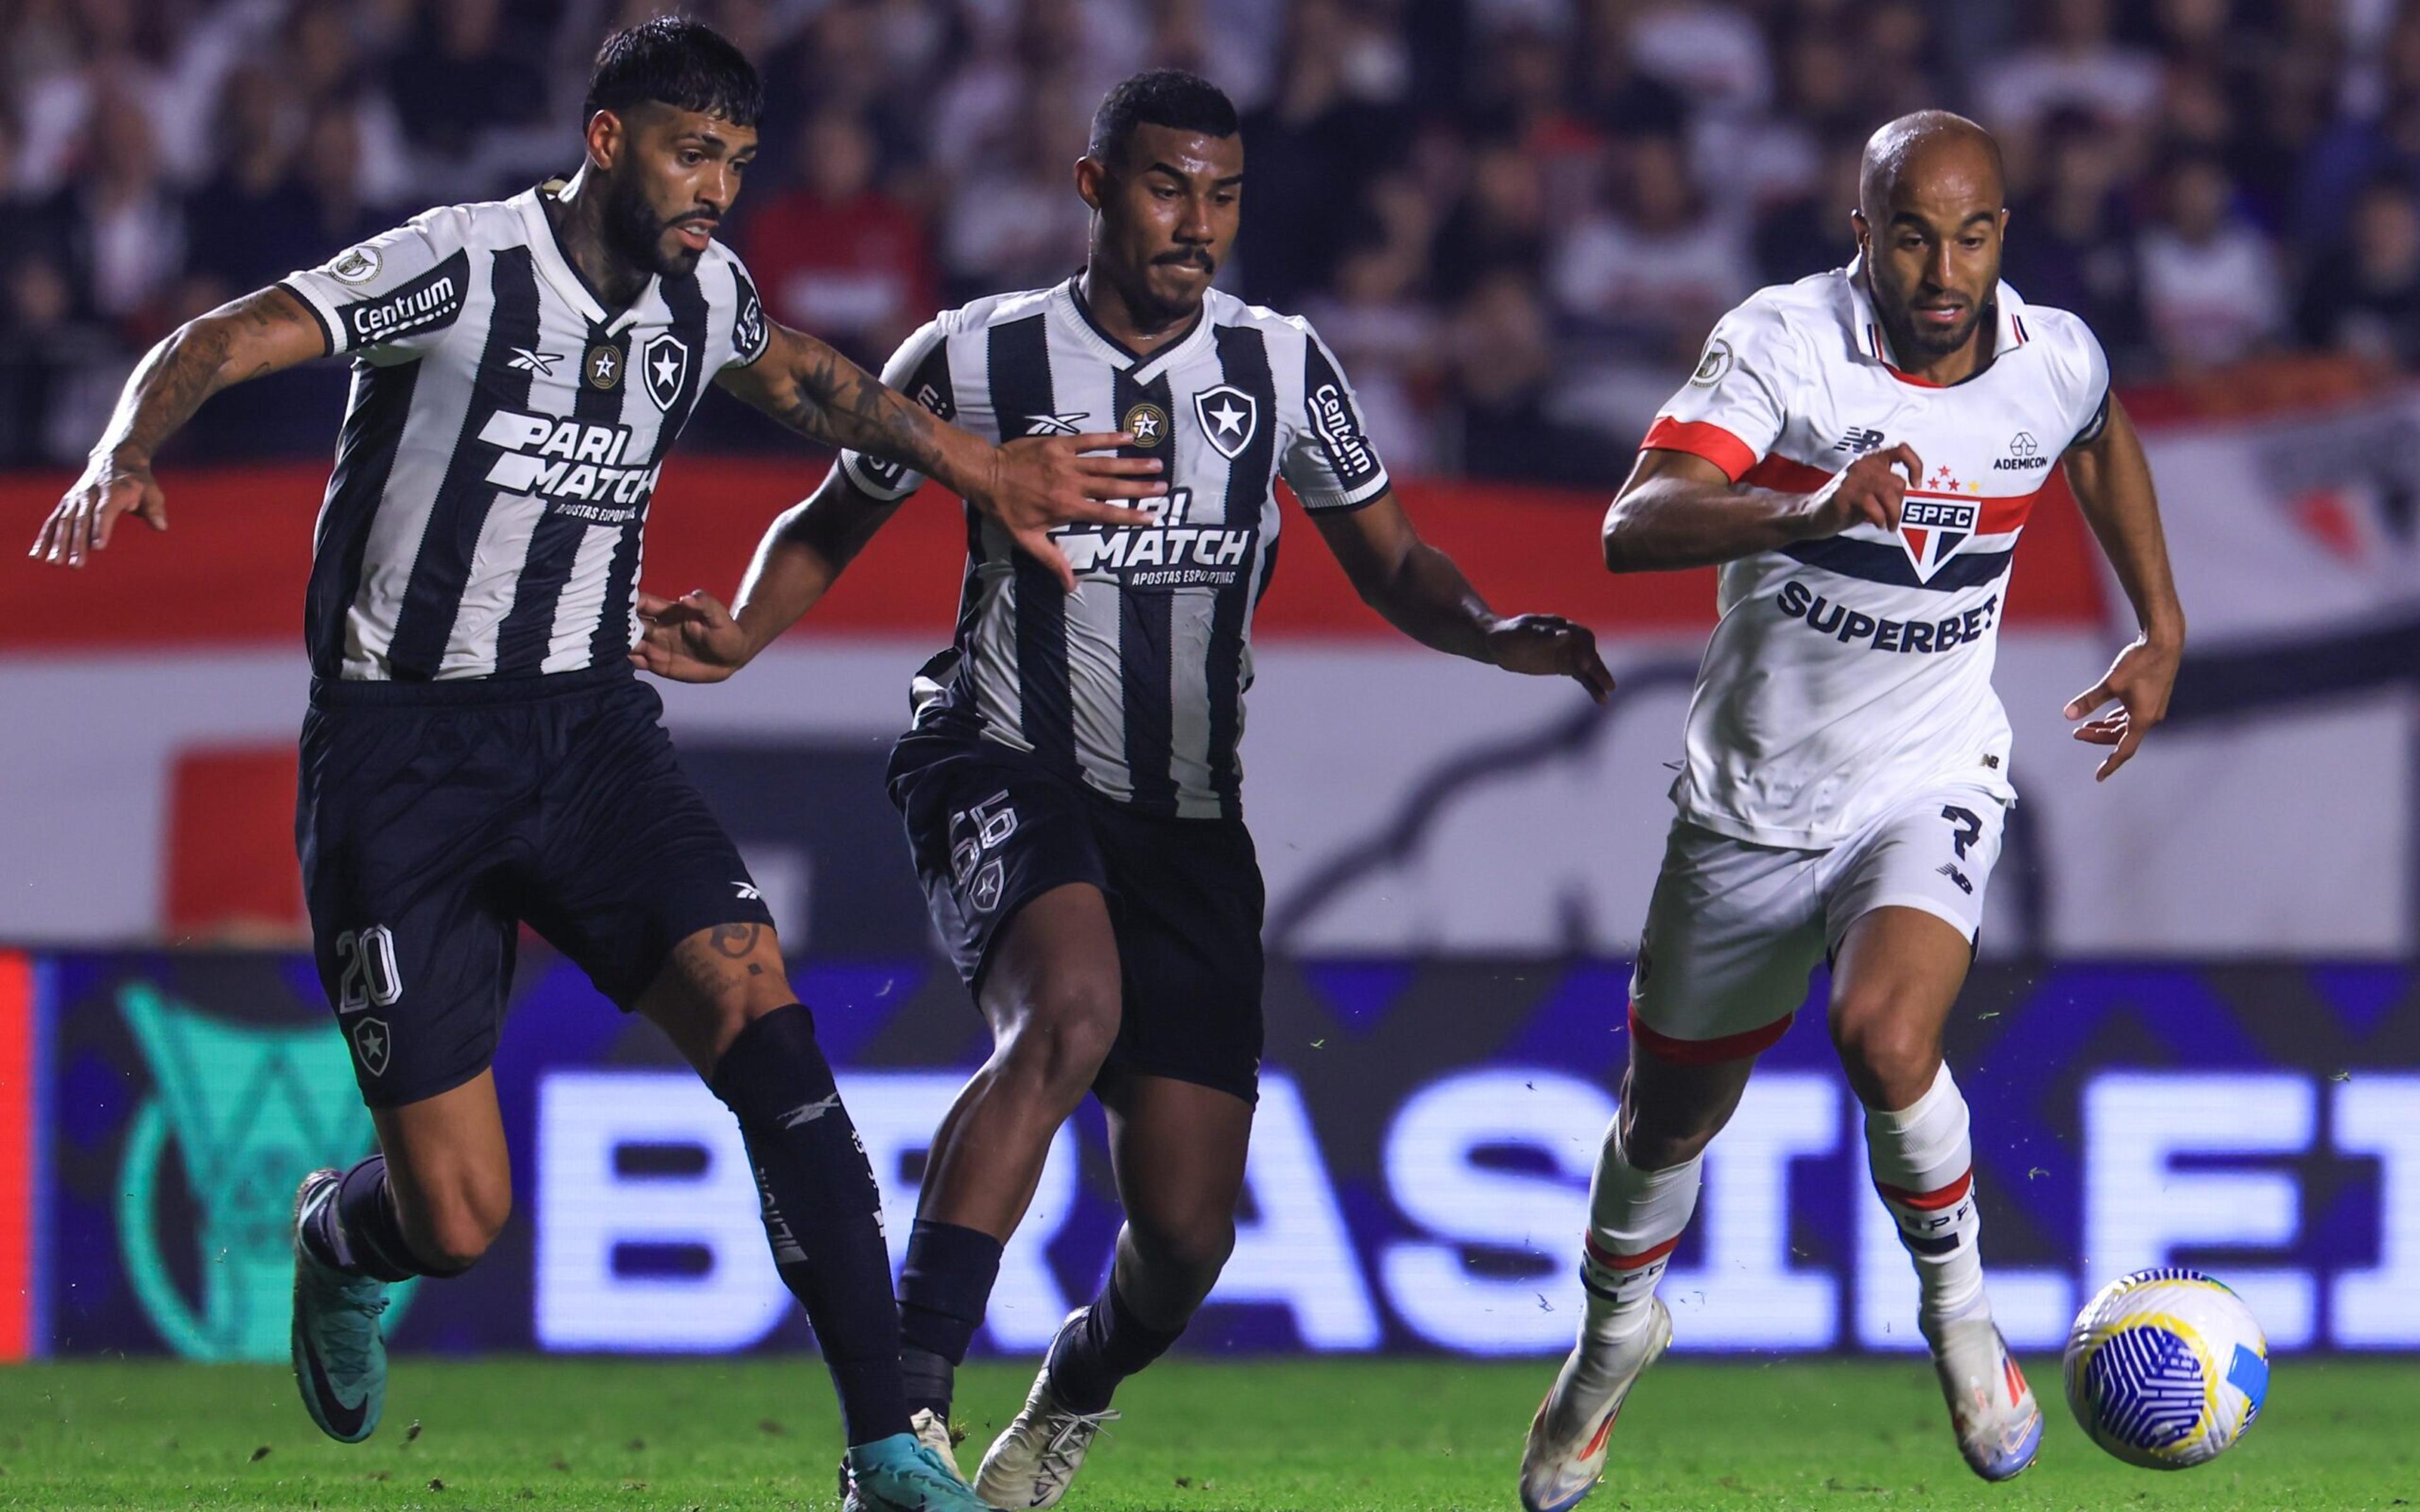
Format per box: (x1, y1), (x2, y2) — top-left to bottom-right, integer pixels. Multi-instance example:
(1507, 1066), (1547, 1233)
(1853, 111), (2010, 376)
(1859, 110), (2005, 220)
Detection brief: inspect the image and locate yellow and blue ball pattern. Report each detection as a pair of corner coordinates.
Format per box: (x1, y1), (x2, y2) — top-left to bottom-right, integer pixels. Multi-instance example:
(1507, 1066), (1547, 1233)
(2063, 1267), (2269, 1469)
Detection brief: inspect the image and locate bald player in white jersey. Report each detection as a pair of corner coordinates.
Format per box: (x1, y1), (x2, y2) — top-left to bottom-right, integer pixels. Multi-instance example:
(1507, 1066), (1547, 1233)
(1519, 112), (2186, 1510)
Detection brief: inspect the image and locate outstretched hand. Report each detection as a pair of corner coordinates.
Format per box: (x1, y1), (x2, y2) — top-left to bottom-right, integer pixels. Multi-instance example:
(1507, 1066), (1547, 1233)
(974, 431), (1165, 592)
(631, 590), (753, 683)
(1486, 614), (1617, 704)
(32, 449), (168, 568)
(2064, 633), (2181, 781)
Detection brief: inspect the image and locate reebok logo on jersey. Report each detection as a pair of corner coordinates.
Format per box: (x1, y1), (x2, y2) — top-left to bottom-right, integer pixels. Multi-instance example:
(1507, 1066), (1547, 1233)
(341, 251), (468, 346)
(508, 347), (563, 375)
(1775, 579), (1999, 653)
(477, 410), (660, 510)
(1022, 411), (1091, 436)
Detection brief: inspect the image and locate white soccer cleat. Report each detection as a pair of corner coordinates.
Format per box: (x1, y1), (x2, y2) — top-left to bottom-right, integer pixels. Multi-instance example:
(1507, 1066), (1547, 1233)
(1519, 1298), (1672, 1512)
(974, 1314), (1119, 1509)
(913, 1406), (964, 1480)
(1926, 1315), (2043, 1482)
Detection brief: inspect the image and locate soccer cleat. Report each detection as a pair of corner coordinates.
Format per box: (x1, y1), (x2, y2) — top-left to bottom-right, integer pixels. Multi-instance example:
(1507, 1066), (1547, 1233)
(841, 1431), (998, 1512)
(1519, 1298), (1673, 1512)
(1926, 1315), (2043, 1481)
(974, 1312), (1121, 1509)
(914, 1407), (965, 1479)
(289, 1169), (391, 1444)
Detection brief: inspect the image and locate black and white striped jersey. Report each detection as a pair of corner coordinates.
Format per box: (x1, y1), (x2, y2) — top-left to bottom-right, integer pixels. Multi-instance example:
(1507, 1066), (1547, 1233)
(838, 278), (1390, 820)
(279, 185), (769, 682)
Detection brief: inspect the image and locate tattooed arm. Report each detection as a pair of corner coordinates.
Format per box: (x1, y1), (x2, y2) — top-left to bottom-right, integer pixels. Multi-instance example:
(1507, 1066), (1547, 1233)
(32, 285), (331, 567)
(715, 321), (1163, 590)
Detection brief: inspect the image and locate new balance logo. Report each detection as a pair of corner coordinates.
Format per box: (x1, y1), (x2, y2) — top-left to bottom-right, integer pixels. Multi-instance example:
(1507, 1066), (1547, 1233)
(508, 347), (563, 375)
(732, 881), (762, 900)
(1937, 862), (1974, 895)
(1834, 427), (1886, 454)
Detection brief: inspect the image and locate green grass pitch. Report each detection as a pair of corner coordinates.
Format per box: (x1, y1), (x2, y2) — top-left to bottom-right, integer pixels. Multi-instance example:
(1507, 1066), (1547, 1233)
(1, 1356), (2410, 1510)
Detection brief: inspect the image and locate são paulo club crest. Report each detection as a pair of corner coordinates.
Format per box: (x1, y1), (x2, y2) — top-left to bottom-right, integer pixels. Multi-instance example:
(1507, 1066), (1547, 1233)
(1899, 464), (1981, 582)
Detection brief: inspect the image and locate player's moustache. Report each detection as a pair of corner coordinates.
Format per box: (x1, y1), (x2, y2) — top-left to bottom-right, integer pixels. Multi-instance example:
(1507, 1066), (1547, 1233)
(1157, 249), (1214, 270)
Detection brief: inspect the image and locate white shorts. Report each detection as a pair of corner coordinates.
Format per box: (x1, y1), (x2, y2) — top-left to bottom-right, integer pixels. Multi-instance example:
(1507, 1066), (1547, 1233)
(1627, 783), (2008, 1061)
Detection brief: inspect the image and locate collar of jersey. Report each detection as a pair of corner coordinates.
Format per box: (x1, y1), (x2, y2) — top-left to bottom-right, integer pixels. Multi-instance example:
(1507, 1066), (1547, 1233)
(1056, 275), (1214, 385)
(515, 186), (664, 334)
(1843, 256), (2029, 388)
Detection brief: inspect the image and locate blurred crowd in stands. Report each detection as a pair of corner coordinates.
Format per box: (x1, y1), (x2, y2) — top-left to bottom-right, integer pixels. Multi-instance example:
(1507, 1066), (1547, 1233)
(6, 0), (2420, 481)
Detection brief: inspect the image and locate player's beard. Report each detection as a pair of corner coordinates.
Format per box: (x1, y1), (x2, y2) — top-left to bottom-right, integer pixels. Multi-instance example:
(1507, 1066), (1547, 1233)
(606, 174), (704, 279)
(1889, 301), (1985, 360)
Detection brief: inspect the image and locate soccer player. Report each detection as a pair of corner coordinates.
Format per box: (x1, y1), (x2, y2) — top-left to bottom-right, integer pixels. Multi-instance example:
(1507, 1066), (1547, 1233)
(633, 69), (1615, 1507)
(1518, 111), (2184, 1510)
(29, 21), (1161, 1512)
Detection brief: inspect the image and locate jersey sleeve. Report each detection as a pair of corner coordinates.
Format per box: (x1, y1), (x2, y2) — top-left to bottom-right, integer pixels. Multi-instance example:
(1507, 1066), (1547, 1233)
(720, 251), (771, 370)
(279, 209), (472, 360)
(2047, 311), (2114, 449)
(836, 320), (956, 501)
(1279, 319), (1391, 512)
(1640, 297), (1803, 482)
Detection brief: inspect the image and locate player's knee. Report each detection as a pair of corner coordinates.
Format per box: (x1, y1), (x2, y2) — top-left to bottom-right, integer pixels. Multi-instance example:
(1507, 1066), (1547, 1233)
(998, 975), (1121, 1097)
(1829, 995), (1941, 1109)
(1129, 1209), (1236, 1285)
(1622, 1117), (1720, 1171)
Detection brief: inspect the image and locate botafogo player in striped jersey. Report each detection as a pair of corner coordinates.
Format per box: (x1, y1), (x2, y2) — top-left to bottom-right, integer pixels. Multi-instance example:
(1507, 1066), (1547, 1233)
(29, 20), (1165, 1511)
(635, 70), (1615, 1506)
(1518, 112), (2187, 1512)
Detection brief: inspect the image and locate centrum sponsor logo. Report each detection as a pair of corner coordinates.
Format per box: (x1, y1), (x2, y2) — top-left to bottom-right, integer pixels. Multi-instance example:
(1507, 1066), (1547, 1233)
(115, 983), (413, 1360)
(1310, 382), (1378, 480)
(340, 253), (468, 345)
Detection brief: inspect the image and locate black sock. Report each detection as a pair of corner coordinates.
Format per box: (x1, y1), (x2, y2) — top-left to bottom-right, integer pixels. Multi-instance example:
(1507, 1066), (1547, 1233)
(897, 1218), (1005, 1419)
(302, 1154), (422, 1283)
(710, 1004), (911, 1448)
(1046, 1277), (1185, 1414)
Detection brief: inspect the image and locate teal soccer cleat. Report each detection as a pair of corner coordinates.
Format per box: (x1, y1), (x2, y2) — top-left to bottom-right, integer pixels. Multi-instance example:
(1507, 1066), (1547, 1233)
(843, 1431), (1001, 1511)
(290, 1169), (391, 1443)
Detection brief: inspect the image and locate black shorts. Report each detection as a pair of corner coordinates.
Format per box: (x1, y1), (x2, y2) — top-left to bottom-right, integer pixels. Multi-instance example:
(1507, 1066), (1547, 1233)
(297, 665), (772, 1108)
(889, 728), (1265, 1103)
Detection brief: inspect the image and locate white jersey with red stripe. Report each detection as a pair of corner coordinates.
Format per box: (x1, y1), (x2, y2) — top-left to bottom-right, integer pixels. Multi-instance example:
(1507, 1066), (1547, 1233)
(1643, 260), (2111, 849)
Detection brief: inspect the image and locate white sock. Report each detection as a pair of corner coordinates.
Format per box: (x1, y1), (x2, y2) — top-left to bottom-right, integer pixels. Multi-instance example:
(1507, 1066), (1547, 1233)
(1865, 1063), (1990, 1330)
(1578, 1117), (1702, 1345)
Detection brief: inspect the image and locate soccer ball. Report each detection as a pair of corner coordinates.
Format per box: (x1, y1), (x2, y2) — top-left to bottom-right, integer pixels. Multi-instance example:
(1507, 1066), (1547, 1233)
(2062, 1267), (2269, 1469)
